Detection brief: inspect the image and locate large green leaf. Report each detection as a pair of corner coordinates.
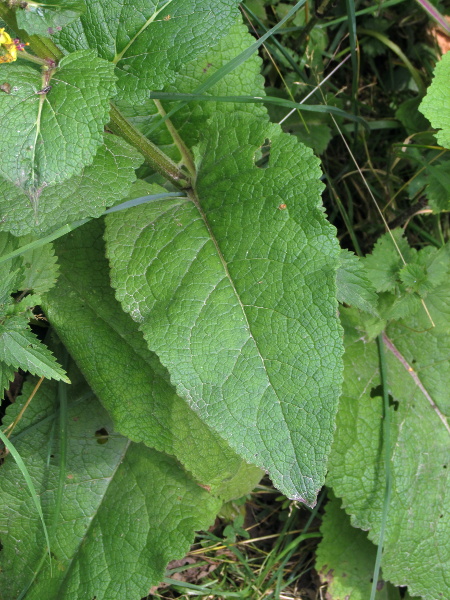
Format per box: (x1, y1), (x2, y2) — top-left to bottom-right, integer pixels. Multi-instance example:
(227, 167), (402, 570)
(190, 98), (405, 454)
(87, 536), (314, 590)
(55, 0), (240, 103)
(316, 494), (400, 600)
(0, 369), (222, 600)
(43, 212), (262, 499)
(0, 51), (116, 195)
(420, 51), (450, 149)
(0, 134), (142, 236)
(15, 0), (86, 36)
(327, 306), (450, 600)
(105, 111), (343, 505)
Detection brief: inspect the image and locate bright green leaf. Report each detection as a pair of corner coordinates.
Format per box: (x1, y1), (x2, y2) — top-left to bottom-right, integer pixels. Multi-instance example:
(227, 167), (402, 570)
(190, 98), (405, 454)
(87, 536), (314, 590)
(55, 0), (241, 103)
(0, 51), (116, 194)
(0, 134), (142, 236)
(364, 229), (414, 293)
(316, 493), (400, 600)
(0, 372), (222, 600)
(327, 307), (450, 600)
(42, 212), (263, 499)
(420, 51), (450, 149)
(337, 249), (378, 315)
(15, 0), (85, 36)
(0, 315), (68, 382)
(105, 111), (343, 505)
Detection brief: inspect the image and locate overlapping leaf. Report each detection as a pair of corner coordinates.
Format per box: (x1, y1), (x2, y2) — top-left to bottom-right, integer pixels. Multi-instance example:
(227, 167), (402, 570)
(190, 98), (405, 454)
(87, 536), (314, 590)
(55, 0), (241, 102)
(117, 19), (267, 155)
(316, 494), (400, 600)
(15, 0), (86, 36)
(336, 249), (378, 315)
(43, 212), (262, 499)
(105, 111), (343, 505)
(327, 306), (450, 600)
(0, 134), (142, 236)
(0, 232), (65, 393)
(0, 370), (221, 600)
(0, 50), (116, 196)
(420, 50), (450, 149)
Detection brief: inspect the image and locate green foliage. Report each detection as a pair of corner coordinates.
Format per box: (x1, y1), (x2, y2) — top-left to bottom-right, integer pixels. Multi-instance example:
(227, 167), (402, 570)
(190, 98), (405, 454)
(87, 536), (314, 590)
(0, 52), (116, 192)
(1, 0), (450, 598)
(327, 306), (450, 600)
(0, 368), (223, 599)
(15, 0), (86, 36)
(105, 112), (342, 504)
(420, 50), (450, 149)
(316, 494), (400, 600)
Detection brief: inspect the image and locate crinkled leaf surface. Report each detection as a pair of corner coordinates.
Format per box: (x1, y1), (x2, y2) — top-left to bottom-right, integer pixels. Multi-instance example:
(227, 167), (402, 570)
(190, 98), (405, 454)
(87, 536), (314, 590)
(420, 51), (450, 149)
(316, 494), (400, 600)
(0, 371), (221, 600)
(15, 0), (85, 36)
(118, 19), (266, 154)
(105, 111), (343, 504)
(0, 51), (116, 195)
(336, 249), (378, 315)
(43, 212), (262, 499)
(0, 134), (142, 236)
(327, 306), (450, 600)
(55, 0), (240, 103)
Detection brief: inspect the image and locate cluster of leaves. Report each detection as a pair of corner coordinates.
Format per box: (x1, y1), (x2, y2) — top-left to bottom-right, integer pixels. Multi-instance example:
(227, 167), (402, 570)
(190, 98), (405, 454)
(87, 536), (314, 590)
(0, 0), (449, 599)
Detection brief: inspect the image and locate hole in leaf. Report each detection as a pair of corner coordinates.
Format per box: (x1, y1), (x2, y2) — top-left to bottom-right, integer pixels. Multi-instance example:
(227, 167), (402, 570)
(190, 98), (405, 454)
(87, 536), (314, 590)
(254, 138), (271, 169)
(95, 427), (109, 445)
(369, 386), (398, 411)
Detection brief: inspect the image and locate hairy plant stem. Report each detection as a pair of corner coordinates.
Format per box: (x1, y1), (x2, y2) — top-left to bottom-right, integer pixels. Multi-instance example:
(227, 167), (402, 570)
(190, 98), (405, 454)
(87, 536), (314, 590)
(0, 3), (190, 189)
(153, 98), (196, 177)
(109, 103), (191, 189)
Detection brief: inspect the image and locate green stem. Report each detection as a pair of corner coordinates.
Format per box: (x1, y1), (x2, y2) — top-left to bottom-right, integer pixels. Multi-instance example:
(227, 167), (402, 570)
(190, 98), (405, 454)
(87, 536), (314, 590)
(109, 103), (191, 189)
(153, 98), (196, 177)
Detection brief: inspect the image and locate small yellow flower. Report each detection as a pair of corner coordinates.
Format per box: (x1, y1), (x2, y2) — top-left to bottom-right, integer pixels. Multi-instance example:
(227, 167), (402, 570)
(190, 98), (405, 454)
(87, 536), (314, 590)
(0, 28), (17, 63)
(0, 28), (29, 64)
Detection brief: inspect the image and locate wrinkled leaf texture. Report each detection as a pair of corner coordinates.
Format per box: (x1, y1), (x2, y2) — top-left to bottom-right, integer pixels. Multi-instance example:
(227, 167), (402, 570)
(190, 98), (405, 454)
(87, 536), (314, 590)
(328, 300), (450, 599)
(0, 368), (222, 600)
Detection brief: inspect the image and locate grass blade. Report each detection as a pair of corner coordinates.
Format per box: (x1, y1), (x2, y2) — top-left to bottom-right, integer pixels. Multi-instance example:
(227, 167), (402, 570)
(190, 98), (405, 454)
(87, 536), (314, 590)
(0, 428), (52, 572)
(148, 91), (369, 129)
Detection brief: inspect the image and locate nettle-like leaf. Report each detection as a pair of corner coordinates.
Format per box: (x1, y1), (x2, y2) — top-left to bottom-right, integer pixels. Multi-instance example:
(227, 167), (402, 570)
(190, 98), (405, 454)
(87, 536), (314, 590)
(43, 213), (263, 500)
(327, 306), (450, 600)
(0, 315), (68, 383)
(0, 134), (143, 236)
(364, 230), (449, 322)
(336, 249), (378, 315)
(0, 231), (64, 393)
(55, 0), (241, 103)
(14, 0), (86, 36)
(0, 370), (222, 600)
(0, 50), (116, 196)
(420, 50), (450, 149)
(316, 493), (400, 600)
(105, 111), (343, 505)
